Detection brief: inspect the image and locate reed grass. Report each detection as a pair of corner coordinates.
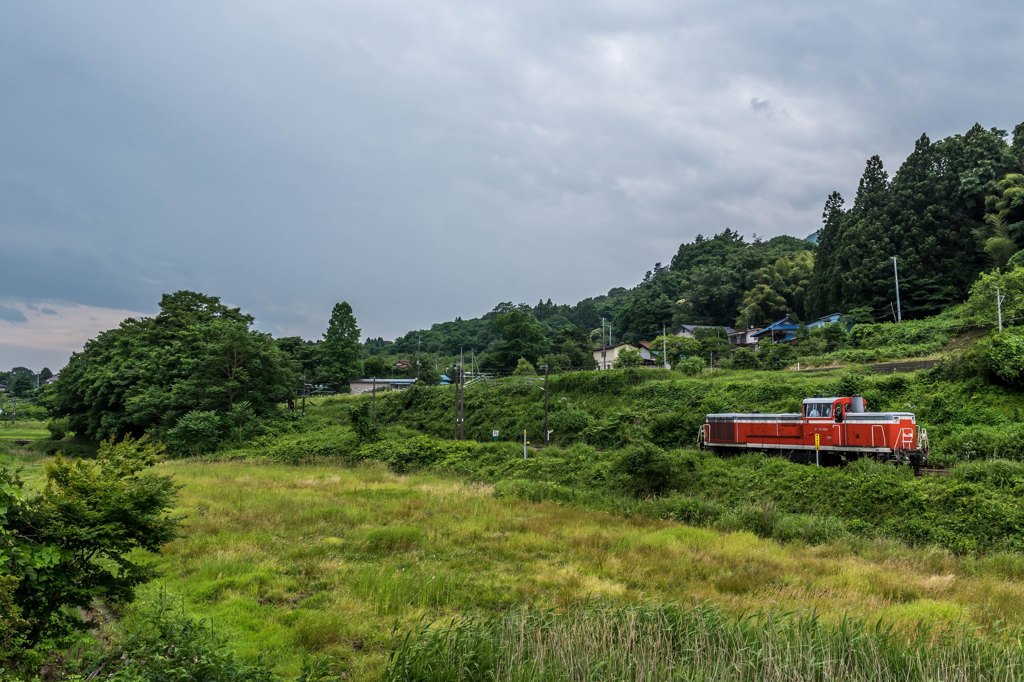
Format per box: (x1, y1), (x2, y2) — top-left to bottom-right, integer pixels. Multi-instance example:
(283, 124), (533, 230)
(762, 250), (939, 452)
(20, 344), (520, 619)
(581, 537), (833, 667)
(386, 603), (1024, 681)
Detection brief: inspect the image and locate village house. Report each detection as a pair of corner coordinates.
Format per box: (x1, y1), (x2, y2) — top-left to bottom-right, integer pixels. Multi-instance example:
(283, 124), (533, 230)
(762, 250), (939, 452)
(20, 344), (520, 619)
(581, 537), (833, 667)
(752, 313), (845, 344)
(592, 342), (653, 370)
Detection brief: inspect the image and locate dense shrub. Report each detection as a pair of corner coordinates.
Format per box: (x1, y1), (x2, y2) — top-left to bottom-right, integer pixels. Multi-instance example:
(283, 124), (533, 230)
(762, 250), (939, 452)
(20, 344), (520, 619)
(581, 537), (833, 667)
(224, 401), (264, 446)
(46, 417), (70, 440)
(0, 439), (178, 674)
(978, 329), (1024, 387)
(349, 400), (380, 443)
(71, 594), (277, 681)
(165, 410), (222, 458)
(547, 407), (593, 445)
(257, 427), (358, 464)
(609, 443), (680, 498)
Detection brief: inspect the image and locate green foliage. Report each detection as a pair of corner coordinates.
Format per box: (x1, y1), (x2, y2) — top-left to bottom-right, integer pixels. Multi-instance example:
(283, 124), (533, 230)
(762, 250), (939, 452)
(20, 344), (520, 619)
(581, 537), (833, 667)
(965, 266), (1024, 327)
(224, 401), (263, 446)
(0, 575), (28, 673)
(978, 329), (1024, 386)
(386, 603), (1024, 681)
(361, 356), (390, 377)
(612, 347), (643, 368)
(609, 443), (685, 498)
(810, 125), (1018, 319)
(985, 172), (1024, 249)
(46, 418), (70, 441)
(165, 410), (222, 458)
(1, 438), (178, 669)
(76, 593), (277, 681)
(318, 302), (362, 391)
(651, 335), (700, 368)
(547, 407), (593, 445)
(52, 291), (296, 440)
(674, 356), (704, 375)
(512, 358), (537, 376)
(349, 401), (380, 444)
(483, 309), (548, 373)
(758, 342), (796, 370)
(736, 251), (814, 327)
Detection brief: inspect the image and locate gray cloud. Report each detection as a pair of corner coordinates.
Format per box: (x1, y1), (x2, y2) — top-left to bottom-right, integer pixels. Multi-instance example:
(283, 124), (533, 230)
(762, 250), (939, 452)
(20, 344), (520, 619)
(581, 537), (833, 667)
(1, 0), (1022, 367)
(0, 306), (28, 323)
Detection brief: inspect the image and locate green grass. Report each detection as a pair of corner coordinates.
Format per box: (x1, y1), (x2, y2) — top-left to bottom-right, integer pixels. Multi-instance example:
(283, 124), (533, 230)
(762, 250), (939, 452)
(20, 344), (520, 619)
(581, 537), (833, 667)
(0, 420), (48, 441)
(148, 459), (1024, 679)
(386, 604), (1024, 681)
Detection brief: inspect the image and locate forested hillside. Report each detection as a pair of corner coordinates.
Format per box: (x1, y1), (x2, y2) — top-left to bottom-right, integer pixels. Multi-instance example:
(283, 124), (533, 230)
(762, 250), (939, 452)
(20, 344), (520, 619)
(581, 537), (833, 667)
(373, 122), (1024, 371)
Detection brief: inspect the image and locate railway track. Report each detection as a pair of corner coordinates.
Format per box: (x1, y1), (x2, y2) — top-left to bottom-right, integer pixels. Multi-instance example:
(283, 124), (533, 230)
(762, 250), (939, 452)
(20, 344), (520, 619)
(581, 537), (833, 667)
(917, 466), (950, 477)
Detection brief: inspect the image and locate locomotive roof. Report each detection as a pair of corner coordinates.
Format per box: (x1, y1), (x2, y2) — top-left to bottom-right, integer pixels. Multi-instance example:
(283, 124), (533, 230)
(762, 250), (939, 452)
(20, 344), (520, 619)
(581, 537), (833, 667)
(801, 397), (846, 403)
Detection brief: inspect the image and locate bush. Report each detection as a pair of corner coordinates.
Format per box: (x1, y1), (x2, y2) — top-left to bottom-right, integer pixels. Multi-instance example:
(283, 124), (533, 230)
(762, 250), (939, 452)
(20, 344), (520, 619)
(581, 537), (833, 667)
(259, 427), (359, 464)
(548, 407), (593, 445)
(46, 417), (70, 440)
(609, 443), (679, 498)
(0, 439), (178, 673)
(660, 494), (723, 525)
(716, 500), (781, 538)
(513, 358), (538, 376)
(979, 330), (1024, 387)
(78, 593), (277, 681)
(350, 400), (380, 443)
(648, 412), (696, 449)
(674, 356), (704, 375)
(165, 410), (222, 458)
(224, 401), (263, 446)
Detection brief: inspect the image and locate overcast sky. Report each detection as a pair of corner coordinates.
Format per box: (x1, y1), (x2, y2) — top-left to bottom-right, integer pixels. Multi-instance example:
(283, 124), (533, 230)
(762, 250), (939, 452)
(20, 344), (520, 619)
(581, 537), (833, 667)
(2, 1), (1022, 370)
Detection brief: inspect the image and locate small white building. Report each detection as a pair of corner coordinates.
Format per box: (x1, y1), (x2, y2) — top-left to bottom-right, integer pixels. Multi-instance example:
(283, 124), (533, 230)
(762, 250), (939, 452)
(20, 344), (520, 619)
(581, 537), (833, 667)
(593, 343), (653, 370)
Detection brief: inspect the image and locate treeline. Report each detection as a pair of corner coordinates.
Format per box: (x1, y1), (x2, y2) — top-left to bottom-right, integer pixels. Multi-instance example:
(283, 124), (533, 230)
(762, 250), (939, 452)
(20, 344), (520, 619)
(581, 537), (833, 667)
(810, 123), (1024, 318)
(0, 367), (52, 398)
(379, 121), (1024, 359)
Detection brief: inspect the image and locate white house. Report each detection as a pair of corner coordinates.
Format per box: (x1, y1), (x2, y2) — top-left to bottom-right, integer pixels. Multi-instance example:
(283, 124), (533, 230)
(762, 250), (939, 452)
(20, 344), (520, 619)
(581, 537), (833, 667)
(593, 343), (653, 370)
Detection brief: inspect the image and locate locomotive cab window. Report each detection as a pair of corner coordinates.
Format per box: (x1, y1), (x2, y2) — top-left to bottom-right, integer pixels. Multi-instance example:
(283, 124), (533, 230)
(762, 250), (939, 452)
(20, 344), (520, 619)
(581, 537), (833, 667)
(805, 403), (832, 418)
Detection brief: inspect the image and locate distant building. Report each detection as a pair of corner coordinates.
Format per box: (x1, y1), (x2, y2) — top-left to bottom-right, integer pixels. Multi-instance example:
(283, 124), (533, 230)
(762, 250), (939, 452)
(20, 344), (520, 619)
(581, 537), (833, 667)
(349, 378), (417, 394)
(674, 324), (736, 339)
(593, 342), (653, 370)
(0, 383), (6, 393)
(752, 313), (845, 344)
(728, 327), (763, 346)
(349, 374), (453, 395)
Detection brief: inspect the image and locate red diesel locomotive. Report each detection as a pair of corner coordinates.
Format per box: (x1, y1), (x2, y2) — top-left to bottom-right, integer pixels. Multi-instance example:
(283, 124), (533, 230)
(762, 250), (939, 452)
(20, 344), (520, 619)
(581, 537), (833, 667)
(699, 396), (929, 468)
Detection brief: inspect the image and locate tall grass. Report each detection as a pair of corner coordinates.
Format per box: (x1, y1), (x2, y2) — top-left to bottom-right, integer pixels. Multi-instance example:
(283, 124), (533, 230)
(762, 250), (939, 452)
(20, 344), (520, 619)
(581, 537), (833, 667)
(386, 603), (1024, 681)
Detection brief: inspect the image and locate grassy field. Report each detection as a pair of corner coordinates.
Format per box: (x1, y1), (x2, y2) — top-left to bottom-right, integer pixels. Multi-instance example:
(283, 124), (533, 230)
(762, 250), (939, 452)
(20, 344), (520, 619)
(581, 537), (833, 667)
(0, 419), (48, 441)
(148, 459), (1024, 679)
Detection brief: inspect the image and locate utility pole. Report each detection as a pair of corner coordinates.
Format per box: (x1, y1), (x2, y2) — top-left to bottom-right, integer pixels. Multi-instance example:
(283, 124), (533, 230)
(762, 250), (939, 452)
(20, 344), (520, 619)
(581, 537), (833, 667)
(600, 317), (607, 370)
(453, 365), (460, 439)
(997, 286), (1005, 332)
(892, 256), (902, 323)
(301, 373), (306, 417)
(459, 348), (465, 440)
(662, 324), (669, 369)
(542, 364), (550, 444)
(371, 376), (377, 423)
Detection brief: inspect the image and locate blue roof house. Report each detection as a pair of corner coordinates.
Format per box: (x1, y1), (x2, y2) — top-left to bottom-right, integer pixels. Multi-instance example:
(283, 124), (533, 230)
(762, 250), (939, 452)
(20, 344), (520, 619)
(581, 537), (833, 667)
(752, 313), (845, 344)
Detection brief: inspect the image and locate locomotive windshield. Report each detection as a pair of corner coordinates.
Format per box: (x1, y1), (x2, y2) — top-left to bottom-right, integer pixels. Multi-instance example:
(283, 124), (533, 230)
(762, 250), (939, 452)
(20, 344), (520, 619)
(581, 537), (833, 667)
(805, 402), (832, 418)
